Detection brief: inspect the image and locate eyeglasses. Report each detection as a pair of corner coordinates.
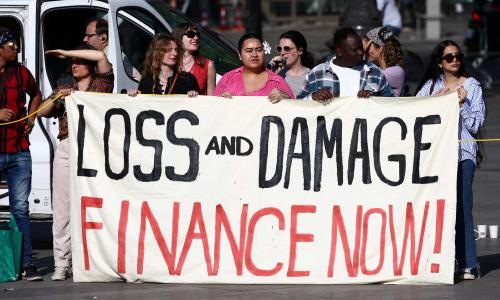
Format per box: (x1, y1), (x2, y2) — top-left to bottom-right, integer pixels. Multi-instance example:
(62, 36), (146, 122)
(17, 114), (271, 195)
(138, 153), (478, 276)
(276, 46), (296, 53)
(84, 33), (99, 38)
(184, 30), (200, 39)
(441, 53), (464, 63)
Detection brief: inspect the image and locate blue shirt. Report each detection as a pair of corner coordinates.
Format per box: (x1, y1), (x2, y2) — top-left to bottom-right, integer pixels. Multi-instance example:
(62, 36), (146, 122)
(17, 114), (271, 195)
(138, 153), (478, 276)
(416, 75), (485, 164)
(297, 55), (394, 99)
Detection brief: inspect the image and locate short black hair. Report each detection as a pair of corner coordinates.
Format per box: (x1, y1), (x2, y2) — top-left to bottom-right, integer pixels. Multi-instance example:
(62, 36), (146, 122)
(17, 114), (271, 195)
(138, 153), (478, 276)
(332, 27), (359, 50)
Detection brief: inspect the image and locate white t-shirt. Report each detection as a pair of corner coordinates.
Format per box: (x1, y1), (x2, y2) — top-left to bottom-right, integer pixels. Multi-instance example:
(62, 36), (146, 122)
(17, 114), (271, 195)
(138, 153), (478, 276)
(377, 0), (402, 29)
(330, 61), (361, 97)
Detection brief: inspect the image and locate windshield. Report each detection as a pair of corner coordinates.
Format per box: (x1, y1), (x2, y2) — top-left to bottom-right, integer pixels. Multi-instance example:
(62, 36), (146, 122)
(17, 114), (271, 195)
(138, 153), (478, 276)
(147, 0), (240, 74)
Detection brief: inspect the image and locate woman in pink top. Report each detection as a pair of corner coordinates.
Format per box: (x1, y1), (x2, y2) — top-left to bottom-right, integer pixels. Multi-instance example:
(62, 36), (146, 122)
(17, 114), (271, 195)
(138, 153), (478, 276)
(213, 33), (295, 102)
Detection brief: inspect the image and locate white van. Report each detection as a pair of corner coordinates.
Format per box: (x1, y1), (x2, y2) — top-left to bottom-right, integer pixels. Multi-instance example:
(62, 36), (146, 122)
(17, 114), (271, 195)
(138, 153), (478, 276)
(0, 0), (240, 218)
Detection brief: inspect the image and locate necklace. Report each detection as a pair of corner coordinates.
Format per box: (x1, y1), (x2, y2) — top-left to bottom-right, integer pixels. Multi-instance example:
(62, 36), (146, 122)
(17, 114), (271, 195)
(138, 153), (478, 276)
(183, 56), (195, 71)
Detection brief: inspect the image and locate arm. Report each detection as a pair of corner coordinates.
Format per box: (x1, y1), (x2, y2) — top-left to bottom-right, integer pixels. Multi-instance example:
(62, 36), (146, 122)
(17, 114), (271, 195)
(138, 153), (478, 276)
(460, 83), (485, 135)
(45, 49), (112, 73)
(207, 60), (216, 95)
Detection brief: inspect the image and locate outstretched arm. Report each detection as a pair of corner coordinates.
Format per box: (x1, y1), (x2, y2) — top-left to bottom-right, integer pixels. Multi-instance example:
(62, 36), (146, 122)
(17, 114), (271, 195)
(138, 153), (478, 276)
(45, 49), (112, 73)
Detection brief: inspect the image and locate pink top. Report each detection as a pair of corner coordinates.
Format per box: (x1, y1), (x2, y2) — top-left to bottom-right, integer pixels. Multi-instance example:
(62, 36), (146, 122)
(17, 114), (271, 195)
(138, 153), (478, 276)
(213, 67), (295, 99)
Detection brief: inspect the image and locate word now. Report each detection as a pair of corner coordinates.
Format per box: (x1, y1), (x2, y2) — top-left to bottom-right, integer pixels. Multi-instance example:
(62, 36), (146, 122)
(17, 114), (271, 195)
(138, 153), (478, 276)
(80, 197), (445, 278)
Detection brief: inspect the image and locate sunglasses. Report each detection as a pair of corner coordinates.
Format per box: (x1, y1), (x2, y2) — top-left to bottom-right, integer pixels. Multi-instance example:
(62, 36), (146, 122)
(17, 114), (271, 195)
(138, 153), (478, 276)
(441, 53), (464, 63)
(276, 46), (296, 53)
(184, 30), (200, 39)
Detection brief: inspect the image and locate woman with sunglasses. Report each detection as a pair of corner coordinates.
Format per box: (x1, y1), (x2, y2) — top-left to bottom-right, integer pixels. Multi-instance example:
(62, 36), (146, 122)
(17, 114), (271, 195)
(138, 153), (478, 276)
(213, 33), (294, 102)
(172, 23), (215, 95)
(416, 40), (485, 281)
(268, 30), (314, 97)
(129, 33), (199, 96)
(364, 27), (407, 96)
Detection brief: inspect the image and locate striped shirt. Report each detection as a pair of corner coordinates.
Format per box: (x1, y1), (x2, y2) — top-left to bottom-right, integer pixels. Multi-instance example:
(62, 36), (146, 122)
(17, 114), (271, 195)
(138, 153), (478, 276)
(416, 75), (485, 164)
(213, 67), (295, 99)
(297, 55), (394, 99)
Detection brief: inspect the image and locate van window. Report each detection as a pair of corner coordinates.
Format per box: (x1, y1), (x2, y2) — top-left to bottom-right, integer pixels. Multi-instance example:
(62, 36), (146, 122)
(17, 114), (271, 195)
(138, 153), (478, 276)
(147, 0), (240, 74)
(42, 8), (107, 89)
(0, 16), (24, 63)
(116, 8), (167, 81)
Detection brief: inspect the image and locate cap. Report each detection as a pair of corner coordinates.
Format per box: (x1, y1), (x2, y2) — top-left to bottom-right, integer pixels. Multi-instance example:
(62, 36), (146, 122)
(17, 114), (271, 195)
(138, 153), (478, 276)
(365, 27), (395, 47)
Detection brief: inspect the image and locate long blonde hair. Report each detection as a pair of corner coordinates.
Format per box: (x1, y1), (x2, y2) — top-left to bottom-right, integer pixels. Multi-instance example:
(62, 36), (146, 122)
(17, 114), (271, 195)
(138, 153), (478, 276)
(141, 33), (179, 90)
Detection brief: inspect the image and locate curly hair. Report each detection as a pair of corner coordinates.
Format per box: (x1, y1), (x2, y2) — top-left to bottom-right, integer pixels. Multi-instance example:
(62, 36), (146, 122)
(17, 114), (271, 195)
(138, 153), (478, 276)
(381, 38), (404, 67)
(141, 33), (179, 91)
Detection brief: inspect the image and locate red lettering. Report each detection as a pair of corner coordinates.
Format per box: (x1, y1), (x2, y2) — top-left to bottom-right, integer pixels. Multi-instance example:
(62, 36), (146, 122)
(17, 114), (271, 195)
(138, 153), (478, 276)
(389, 201), (430, 276)
(328, 205), (362, 277)
(137, 201), (179, 275)
(176, 202), (214, 275)
(287, 205), (316, 277)
(213, 204), (248, 276)
(360, 208), (386, 275)
(81, 196), (103, 271)
(117, 200), (129, 273)
(245, 207), (285, 276)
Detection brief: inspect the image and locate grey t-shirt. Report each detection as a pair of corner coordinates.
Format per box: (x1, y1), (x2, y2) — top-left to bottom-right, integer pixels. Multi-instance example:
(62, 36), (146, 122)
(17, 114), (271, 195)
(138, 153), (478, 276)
(282, 68), (310, 97)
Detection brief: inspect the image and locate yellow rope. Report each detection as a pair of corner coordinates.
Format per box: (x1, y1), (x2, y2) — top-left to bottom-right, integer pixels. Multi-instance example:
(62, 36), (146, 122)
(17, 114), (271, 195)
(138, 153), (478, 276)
(0, 92), (64, 126)
(2, 92), (499, 144)
(460, 138), (500, 143)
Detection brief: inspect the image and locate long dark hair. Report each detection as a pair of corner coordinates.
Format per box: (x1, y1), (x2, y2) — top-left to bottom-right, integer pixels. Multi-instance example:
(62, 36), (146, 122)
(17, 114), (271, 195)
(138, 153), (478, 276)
(415, 40), (469, 94)
(279, 30), (314, 69)
(171, 23), (206, 67)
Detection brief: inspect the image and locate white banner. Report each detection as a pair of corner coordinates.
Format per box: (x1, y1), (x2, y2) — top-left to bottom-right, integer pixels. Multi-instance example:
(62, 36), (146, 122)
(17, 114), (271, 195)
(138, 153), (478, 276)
(67, 92), (459, 284)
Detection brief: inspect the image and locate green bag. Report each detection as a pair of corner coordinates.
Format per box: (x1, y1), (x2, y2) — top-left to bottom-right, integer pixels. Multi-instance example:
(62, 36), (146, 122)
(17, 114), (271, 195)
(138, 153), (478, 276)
(0, 214), (23, 282)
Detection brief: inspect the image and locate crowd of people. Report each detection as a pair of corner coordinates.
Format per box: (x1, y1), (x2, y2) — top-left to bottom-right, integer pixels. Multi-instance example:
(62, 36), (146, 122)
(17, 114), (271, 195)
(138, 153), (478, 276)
(0, 15), (484, 283)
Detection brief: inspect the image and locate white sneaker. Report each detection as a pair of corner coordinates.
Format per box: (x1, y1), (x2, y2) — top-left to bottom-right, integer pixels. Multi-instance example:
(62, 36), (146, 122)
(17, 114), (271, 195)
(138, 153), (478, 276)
(51, 266), (69, 281)
(459, 267), (480, 280)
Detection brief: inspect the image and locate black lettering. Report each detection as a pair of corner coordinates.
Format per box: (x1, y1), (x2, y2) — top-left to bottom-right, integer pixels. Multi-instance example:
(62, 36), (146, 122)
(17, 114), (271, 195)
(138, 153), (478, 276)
(133, 110), (165, 182)
(314, 117), (343, 191)
(348, 118), (371, 184)
(77, 105), (97, 177)
(259, 116), (285, 188)
(205, 136), (221, 155)
(412, 115), (440, 184)
(165, 110), (200, 182)
(236, 136), (253, 156)
(104, 109), (131, 180)
(284, 117), (311, 190)
(373, 117), (407, 186)
(221, 136), (236, 155)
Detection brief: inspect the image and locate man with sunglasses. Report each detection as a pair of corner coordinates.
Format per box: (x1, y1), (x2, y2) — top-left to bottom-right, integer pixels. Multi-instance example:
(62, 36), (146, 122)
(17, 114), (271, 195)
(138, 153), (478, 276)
(0, 27), (42, 281)
(83, 18), (141, 81)
(298, 27), (393, 101)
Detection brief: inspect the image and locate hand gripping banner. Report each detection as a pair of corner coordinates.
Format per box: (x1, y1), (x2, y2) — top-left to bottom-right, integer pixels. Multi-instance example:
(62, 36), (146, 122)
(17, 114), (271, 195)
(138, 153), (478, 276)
(66, 92), (459, 284)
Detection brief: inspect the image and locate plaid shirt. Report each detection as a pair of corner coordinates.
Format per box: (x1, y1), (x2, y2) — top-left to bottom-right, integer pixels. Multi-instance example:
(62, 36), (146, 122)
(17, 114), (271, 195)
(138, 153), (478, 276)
(0, 64), (41, 153)
(297, 55), (394, 99)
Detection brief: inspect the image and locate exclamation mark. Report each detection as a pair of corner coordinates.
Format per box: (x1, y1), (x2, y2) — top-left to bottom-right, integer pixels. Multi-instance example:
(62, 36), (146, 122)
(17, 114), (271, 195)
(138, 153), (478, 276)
(431, 199), (445, 273)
